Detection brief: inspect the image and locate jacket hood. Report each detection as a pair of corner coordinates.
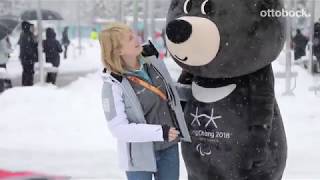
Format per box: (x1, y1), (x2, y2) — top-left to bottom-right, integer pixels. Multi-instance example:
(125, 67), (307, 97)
(46, 28), (56, 39)
(101, 69), (123, 84)
(63, 27), (69, 32)
(21, 21), (32, 33)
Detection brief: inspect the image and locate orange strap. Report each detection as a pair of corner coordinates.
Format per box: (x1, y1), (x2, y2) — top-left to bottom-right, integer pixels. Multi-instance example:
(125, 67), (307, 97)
(127, 76), (168, 101)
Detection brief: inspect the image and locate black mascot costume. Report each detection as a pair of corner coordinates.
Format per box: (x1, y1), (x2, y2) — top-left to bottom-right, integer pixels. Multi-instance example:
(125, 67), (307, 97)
(165, 0), (287, 179)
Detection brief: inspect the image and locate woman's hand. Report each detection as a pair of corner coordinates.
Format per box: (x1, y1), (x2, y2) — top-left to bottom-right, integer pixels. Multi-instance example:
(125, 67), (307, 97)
(168, 127), (180, 142)
(162, 125), (180, 142)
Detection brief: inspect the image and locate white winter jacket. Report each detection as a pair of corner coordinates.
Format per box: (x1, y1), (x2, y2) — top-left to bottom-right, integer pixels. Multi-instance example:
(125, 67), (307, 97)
(101, 56), (191, 172)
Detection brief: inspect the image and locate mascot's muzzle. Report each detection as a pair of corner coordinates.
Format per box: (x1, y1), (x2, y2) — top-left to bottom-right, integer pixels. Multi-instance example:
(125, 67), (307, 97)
(166, 16), (221, 66)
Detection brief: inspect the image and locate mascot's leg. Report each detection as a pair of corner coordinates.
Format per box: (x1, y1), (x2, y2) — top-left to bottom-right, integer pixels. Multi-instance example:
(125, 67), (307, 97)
(182, 143), (210, 180)
(182, 143), (230, 180)
(246, 102), (287, 180)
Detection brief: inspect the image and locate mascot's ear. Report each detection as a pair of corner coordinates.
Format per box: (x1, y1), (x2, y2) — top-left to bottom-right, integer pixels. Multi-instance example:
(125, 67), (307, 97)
(259, 0), (281, 10)
(247, 0), (280, 14)
(142, 40), (159, 58)
(169, 0), (179, 11)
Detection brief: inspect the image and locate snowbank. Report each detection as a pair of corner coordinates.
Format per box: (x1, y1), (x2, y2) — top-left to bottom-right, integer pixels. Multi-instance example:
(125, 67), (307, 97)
(0, 51), (319, 179)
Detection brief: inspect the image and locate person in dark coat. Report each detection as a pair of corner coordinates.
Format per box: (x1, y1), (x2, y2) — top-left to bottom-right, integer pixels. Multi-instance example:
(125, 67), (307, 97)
(61, 26), (70, 59)
(292, 29), (309, 60)
(313, 22), (320, 63)
(18, 21), (38, 86)
(43, 28), (62, 84)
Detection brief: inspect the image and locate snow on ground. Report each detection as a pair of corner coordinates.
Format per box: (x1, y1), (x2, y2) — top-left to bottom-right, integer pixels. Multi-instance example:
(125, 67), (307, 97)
(0, 46), (320, 180)
(273, 53), (320, 179)
(0, 73), (112, 151)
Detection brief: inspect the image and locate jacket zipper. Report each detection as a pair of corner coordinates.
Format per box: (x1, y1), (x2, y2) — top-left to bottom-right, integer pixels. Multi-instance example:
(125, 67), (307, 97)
(151, 65), (176, 107)
(150, 64), (183, 137)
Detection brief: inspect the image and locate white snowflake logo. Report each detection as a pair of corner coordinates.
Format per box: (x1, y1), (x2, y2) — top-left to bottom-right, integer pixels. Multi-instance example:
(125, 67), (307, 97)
(190, 107), (222, 128)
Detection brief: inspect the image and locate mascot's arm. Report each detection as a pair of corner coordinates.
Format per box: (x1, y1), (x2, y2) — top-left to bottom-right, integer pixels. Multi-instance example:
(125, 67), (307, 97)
(177, 70), (194, 84)
(177, 70), (194, 110)
(175, 83), (192, 102)
(245, 64), (275, 168)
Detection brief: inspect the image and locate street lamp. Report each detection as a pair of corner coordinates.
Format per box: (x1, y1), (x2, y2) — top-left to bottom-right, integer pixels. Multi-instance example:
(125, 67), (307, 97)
(36, 0), (45, 84)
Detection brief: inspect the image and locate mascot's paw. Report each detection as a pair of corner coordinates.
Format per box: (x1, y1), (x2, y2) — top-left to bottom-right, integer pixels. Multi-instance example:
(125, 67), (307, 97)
(142, 40), (159, 58)
(241, 147), (271, 170)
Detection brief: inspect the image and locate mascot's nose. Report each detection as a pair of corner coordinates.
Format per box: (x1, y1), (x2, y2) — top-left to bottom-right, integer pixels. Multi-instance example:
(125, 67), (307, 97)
(166, 19), (192, 44)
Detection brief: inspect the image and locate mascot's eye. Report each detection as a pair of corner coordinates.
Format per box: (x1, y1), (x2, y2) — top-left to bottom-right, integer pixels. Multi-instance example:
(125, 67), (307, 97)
(201, 0), (212, 15)
(184, 0), (192, 14)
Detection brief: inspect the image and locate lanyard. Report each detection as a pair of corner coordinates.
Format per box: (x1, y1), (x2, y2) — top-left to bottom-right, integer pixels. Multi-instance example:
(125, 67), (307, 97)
(127, 75), (168, 101)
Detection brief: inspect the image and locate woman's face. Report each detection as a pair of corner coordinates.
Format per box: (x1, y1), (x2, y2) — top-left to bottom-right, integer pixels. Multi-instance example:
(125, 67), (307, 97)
(120, 30), (143, 57)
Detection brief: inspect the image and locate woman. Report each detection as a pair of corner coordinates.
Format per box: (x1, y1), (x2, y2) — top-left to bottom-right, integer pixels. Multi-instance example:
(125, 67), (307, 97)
(43, 28), (63, 84)
(100, 22), (191, 180)
(61, 26), (70, 59)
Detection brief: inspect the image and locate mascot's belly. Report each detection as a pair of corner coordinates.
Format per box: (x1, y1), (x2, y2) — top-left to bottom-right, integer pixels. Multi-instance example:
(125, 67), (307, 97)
(181, 78), (287, 180)
(184, 81), (249, 159)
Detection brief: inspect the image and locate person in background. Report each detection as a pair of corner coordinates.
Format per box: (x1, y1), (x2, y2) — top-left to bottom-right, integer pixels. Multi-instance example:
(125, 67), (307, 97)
(292, 29), (309, 60)
(43, 28), (63, 84)
(153, 30), (166, 60)
(90, 28), (98, 40)
(100, 22), (191, 180)
(18, 21), (38, 86)
(61, 26), (70, 59)
(0, 37), (13, 93)
(313, 21), (320, 65)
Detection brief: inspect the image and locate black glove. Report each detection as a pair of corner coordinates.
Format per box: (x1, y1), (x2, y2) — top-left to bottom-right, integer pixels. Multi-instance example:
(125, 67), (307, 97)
(161, 125), (170, 141)
(142, 40), (159, 58)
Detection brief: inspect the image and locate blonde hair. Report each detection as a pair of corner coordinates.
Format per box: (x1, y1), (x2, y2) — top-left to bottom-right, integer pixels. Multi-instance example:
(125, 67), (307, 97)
(99, 22), (132, 74)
